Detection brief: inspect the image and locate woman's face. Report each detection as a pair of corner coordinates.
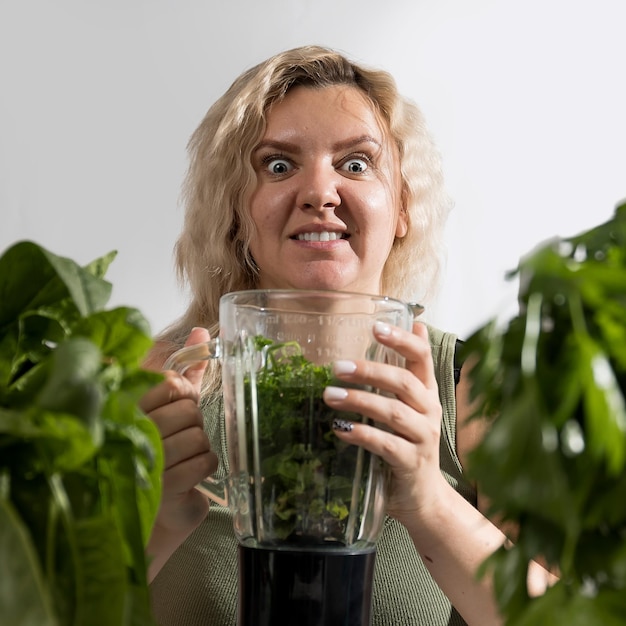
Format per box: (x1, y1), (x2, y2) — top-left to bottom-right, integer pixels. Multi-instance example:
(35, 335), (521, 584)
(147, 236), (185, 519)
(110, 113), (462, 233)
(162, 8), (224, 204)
(248, 84), (407, 295)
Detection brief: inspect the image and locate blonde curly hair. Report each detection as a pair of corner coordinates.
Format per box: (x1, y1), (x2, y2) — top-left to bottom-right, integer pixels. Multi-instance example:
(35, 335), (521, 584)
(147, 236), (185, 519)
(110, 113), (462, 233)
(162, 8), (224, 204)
(153, 45), (452, 383)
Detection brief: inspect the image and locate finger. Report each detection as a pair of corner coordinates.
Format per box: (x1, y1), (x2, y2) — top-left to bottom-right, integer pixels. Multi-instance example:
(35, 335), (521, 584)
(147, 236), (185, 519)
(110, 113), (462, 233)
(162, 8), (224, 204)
(371, 320), (438, 391)
(138, 370), (201, 415)
(149, 395), (205, 438)
(331, 358), (429, 412)
(324, 385), (440, 441)
(406, 322), (438, 389)
(162, 425), (215, 471)
(325, 385), (412, 436)
(331, 419), (419, 470)
(328, 325), (438, 415)
(181, 327), (211, 390)
(163, 450), (219, 497)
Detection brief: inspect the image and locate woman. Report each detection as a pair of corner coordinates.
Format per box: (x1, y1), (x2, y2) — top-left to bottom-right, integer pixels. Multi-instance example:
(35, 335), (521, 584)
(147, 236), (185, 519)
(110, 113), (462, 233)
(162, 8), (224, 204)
(141, 45), (552, 625)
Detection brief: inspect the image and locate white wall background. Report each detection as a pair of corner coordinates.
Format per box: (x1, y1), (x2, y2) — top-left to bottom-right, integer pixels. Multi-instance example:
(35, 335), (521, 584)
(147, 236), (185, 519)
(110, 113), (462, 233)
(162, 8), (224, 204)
(1, 0), (624, 339)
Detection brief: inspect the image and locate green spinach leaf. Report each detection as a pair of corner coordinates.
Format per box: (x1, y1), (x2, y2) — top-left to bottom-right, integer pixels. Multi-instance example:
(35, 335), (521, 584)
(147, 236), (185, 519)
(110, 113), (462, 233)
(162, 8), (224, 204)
(463, 201), (626, 623)
(0, 240), (162, 626)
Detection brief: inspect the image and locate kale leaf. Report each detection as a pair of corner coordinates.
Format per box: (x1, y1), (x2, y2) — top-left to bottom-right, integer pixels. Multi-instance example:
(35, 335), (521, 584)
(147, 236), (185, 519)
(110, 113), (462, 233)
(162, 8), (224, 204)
(244, 337), (378, 545)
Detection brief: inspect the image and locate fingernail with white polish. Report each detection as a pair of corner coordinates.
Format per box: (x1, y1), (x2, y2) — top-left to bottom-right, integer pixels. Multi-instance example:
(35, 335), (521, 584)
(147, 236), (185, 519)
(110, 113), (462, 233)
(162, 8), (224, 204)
(334, 360), (357, 375)
(324, 386), (349, 402)
(374, 321), (391, 336)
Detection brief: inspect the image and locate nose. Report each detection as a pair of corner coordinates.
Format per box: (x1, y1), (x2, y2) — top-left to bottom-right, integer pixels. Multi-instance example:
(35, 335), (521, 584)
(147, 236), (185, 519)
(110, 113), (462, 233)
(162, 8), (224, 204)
(296, 164), (341, 211)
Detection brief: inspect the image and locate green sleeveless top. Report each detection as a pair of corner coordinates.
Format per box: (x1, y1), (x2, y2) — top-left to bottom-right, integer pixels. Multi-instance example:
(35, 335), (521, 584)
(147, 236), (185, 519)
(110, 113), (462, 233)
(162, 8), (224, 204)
(150, 325), (476, 625)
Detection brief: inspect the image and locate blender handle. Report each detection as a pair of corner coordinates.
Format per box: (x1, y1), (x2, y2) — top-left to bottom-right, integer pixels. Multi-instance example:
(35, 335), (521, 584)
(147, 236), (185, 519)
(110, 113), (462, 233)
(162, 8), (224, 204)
(162, 337), (228, 508)
(163, 337), (222, 374)
(408, 302), (425, 318)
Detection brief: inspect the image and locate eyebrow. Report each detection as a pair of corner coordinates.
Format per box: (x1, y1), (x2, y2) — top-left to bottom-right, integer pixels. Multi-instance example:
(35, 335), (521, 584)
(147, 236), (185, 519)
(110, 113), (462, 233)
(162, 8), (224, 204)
(253, 135), (383, 155)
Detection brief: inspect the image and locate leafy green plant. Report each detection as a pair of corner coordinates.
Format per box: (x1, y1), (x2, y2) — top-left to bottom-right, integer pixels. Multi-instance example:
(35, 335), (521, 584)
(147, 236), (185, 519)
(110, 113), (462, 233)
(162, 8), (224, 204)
(462, 201), (626, 624)
(0, 241), (164, 626)
(245, 336), (374, 544)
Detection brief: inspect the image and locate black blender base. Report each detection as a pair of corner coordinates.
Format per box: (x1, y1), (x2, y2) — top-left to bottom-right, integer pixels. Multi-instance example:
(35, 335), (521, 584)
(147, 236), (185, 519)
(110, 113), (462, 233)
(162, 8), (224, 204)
(237, 544), (376, 626)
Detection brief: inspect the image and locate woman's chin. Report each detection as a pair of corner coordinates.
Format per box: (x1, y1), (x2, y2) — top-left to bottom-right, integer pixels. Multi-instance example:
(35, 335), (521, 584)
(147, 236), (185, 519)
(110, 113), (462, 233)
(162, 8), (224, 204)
(289, 278), (380, 295)
(257, 266), (381, 295)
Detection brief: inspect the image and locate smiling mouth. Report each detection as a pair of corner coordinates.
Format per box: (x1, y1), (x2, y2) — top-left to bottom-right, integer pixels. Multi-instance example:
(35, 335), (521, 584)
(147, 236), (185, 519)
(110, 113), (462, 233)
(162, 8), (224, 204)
(293, 231), (349, 242)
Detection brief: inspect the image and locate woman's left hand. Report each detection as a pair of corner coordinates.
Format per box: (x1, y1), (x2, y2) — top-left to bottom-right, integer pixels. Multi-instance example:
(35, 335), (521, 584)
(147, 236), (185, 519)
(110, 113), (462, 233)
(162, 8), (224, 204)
(323, 320), (449, 527)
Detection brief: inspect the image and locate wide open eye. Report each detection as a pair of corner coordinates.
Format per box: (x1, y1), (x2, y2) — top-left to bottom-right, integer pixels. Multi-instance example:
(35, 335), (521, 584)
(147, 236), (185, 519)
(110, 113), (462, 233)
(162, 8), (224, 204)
(265, 158), (294, 175)
(340, 157), (369, 174)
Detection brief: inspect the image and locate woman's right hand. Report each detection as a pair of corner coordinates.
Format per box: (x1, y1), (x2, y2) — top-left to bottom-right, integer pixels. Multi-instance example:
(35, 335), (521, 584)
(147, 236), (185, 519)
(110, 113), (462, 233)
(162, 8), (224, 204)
(140, 327), (218, 580)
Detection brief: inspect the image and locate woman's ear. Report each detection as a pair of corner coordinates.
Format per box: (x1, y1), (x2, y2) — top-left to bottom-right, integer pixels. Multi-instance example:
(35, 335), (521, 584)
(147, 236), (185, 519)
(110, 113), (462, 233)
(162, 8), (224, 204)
(396, 212), (408, 238)
(395, 200), (409, 239)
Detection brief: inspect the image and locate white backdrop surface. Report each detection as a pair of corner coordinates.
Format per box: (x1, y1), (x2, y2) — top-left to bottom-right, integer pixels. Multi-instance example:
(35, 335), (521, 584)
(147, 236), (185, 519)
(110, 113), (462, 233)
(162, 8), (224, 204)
(1, 0), (624, 338)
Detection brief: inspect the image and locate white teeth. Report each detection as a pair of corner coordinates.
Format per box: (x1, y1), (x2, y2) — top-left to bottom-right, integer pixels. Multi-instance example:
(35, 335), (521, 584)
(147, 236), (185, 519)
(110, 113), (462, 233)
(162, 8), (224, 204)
(297, 231), (343, 242)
